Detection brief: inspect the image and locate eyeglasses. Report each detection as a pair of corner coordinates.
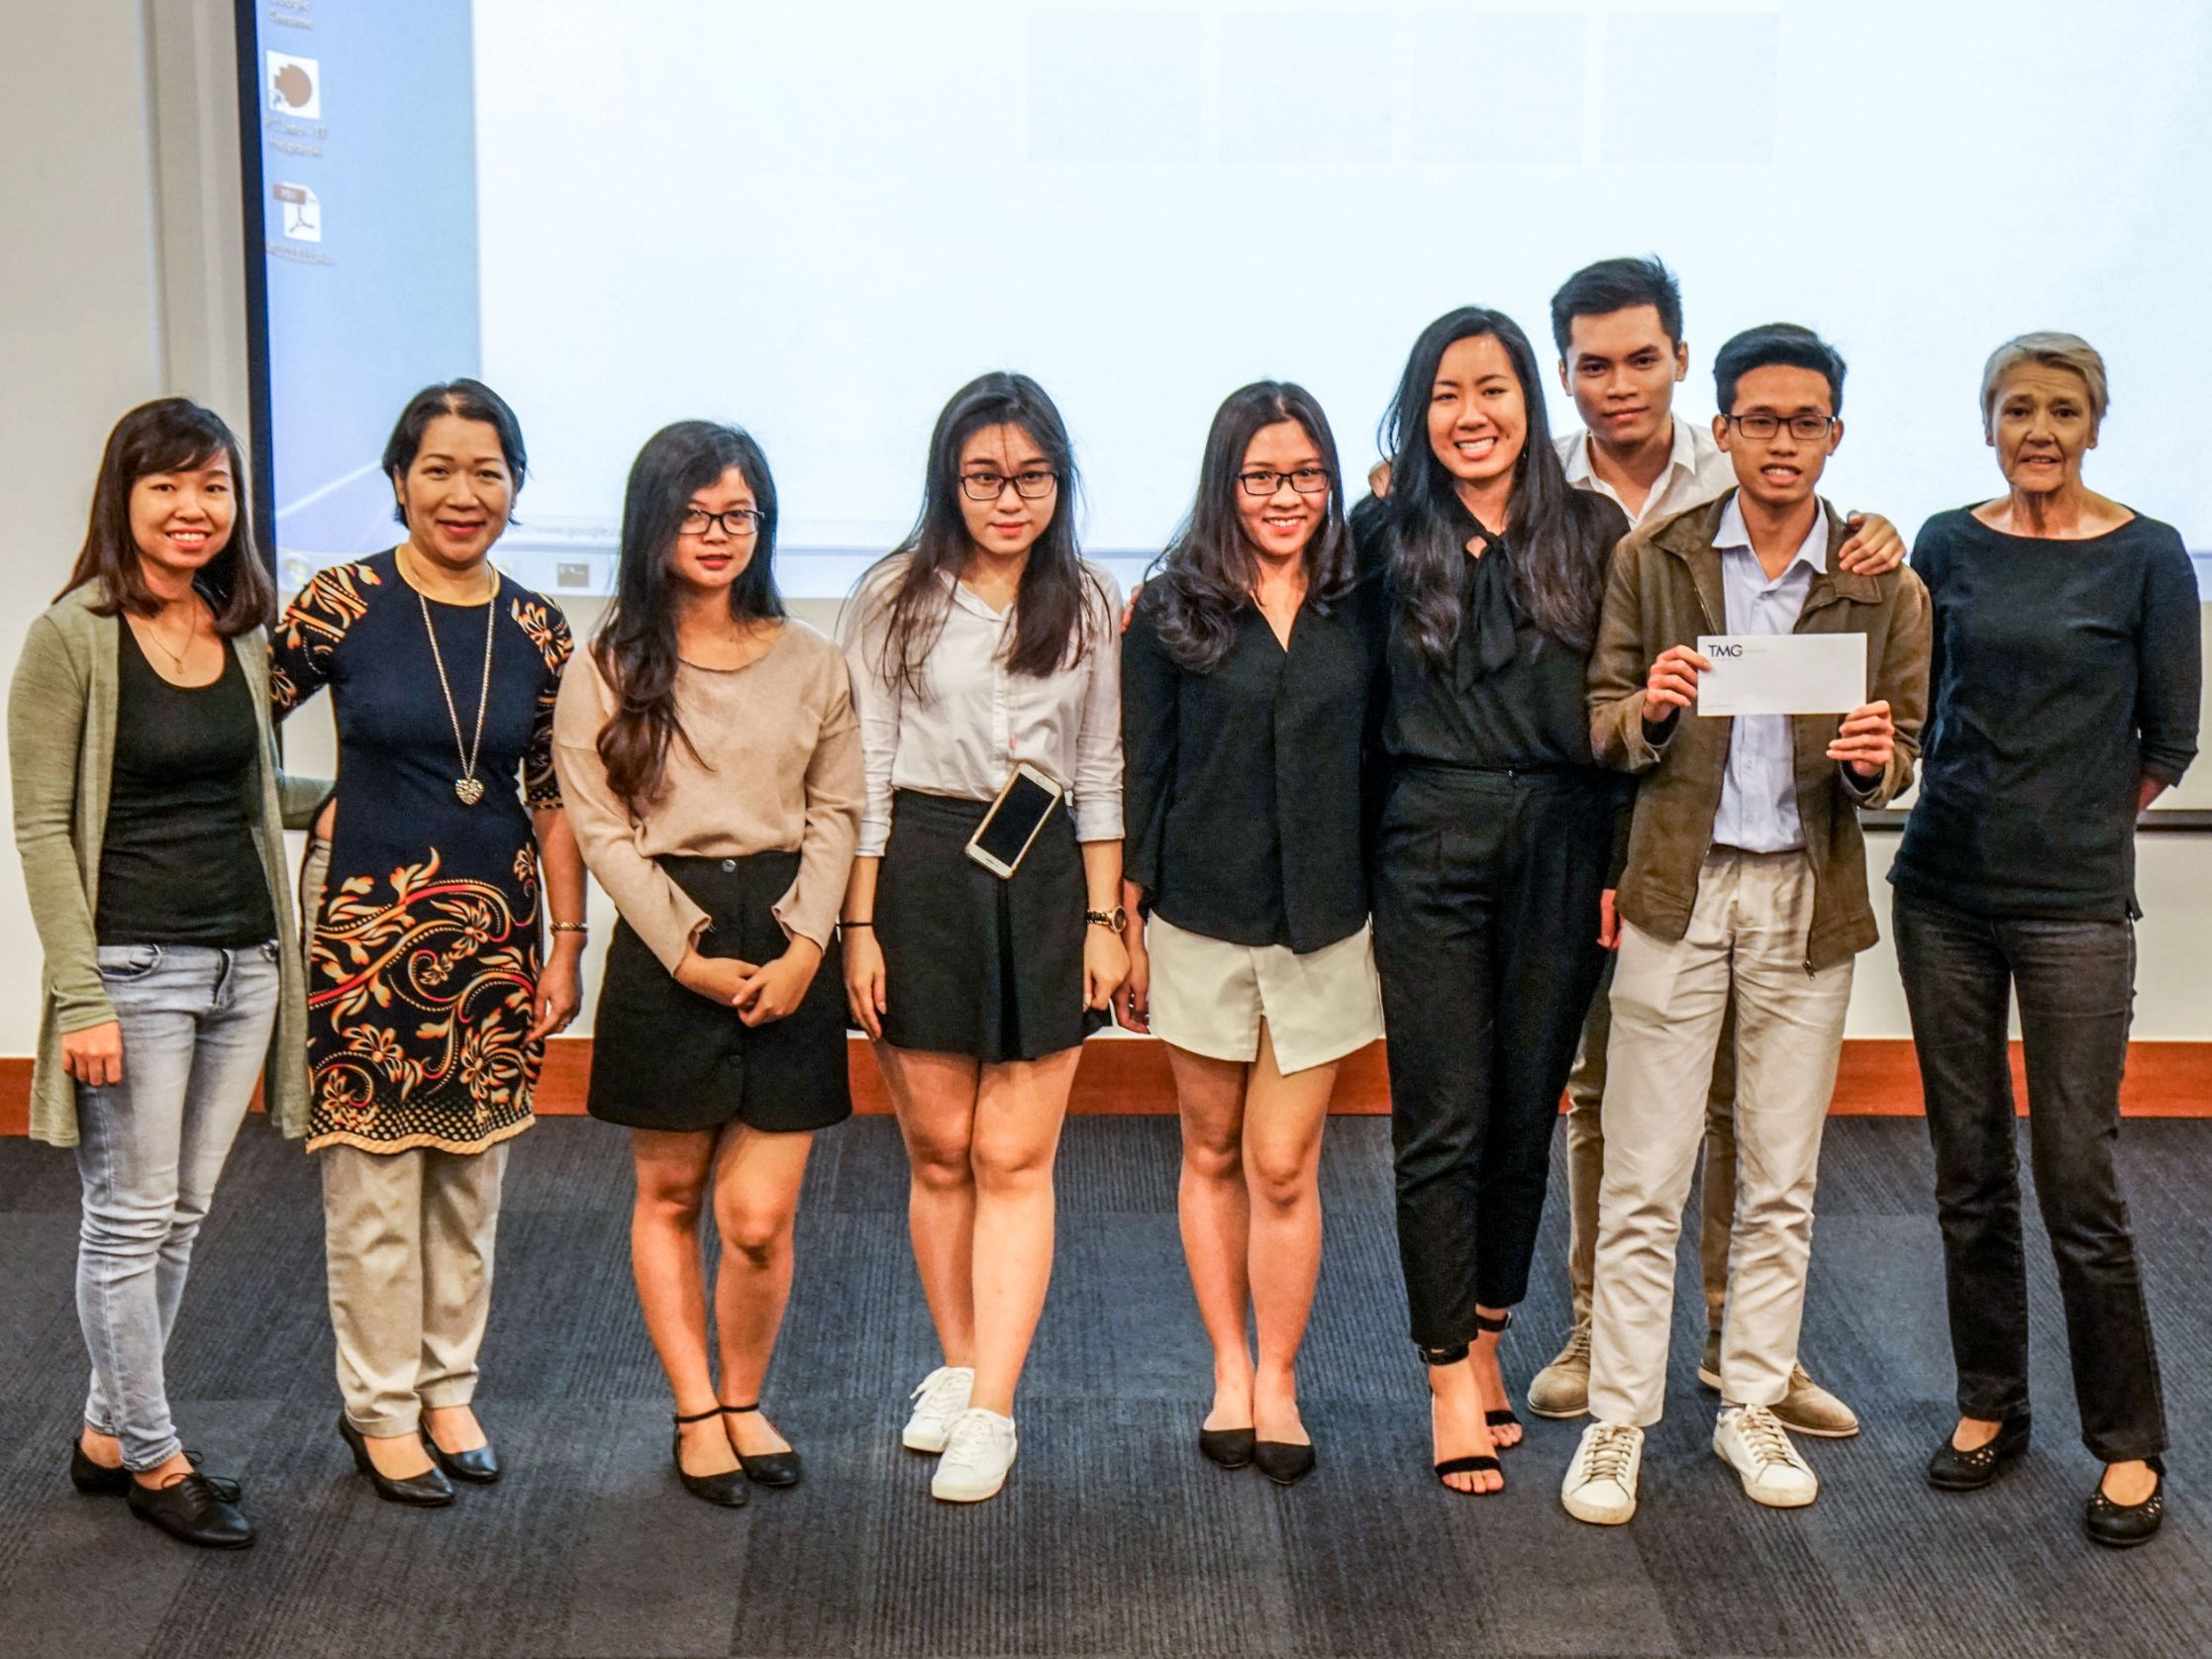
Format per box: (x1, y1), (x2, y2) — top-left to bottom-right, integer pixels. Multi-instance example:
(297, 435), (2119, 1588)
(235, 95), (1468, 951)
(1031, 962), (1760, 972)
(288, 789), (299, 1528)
(1724, 414), (1837, 441)
(959, 470), (1057, 502)
(1236, 466), (1331, 497)
(678, 508), (763, 537)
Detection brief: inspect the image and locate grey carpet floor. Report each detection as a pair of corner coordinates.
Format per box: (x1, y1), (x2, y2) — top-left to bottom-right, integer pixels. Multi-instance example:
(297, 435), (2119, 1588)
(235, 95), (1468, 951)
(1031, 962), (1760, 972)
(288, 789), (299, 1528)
(3, 1114), (2209, 1659)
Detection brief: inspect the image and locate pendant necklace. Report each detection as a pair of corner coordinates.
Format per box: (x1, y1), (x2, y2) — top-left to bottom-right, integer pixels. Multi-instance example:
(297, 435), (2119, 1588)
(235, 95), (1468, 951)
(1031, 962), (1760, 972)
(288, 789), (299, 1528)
(419, 573), (497, 806)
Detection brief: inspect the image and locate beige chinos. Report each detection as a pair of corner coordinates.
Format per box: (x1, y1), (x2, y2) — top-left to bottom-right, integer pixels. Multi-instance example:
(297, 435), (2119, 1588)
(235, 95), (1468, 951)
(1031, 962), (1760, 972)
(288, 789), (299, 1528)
(1585, 850), (1853, 1426)
(323, 1140), (510, 1435)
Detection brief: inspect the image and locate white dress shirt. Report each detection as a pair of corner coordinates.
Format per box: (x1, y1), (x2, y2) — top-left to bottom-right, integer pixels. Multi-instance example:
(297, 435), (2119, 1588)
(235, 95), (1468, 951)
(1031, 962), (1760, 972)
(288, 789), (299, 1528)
(1710, 493), (1827, 852)
(841, 558), (1125, 857)
(1558, 417), (1737, 530)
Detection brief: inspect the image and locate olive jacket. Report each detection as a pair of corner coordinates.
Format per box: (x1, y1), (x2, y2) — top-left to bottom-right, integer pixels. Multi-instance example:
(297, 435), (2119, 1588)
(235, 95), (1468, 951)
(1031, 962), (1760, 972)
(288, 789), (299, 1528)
(1587, 491), (1933, 971)
(8, 582), (321, 1146)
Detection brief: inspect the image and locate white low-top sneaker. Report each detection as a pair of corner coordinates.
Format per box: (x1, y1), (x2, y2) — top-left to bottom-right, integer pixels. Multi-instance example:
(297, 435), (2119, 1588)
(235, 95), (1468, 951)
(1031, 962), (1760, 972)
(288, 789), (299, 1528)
(902, 1365), (974, 1453)
(1714, 1404), (1819, 1509)
(931, 1409), (1018, 1503)
(1560, 1420), (1644, 1525)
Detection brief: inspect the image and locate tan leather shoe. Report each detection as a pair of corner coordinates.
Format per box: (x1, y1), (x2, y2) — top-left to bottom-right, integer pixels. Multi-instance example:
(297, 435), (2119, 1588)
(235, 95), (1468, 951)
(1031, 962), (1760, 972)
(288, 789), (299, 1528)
(1526, 1321), (1591, 1419)
(1771, 1365), (1860, 1439)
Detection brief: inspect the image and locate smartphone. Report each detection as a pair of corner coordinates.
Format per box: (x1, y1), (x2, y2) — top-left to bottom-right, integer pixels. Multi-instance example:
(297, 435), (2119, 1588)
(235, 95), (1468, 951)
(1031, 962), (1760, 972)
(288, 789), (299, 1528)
(964, 763), (1064, 879)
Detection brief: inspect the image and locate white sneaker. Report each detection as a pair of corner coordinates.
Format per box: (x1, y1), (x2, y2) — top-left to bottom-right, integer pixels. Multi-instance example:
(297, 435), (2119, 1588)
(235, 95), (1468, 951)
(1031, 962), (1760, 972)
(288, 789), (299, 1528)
(1714, 1404), (1819, 1509)
(901, 1365), (974, 1453)
(1560, 1420), (1644, 1525)
(930, 1408), (1017, 1503)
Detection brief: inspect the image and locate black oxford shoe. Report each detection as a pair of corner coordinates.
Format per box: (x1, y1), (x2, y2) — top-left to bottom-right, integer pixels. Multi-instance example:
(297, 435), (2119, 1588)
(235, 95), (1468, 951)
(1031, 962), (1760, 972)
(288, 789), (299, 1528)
(125, 1471), (254, 1549)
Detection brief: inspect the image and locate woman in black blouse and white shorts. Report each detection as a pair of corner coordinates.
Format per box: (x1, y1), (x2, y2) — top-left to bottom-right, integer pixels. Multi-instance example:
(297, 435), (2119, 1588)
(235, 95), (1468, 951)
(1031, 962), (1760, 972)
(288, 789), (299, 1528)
(1118, 382), (1381, 1486)
(840, 372), (1127, 1504)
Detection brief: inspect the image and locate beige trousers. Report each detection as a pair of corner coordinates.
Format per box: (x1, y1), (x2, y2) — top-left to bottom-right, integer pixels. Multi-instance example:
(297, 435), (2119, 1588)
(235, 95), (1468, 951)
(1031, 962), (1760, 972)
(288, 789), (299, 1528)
(323, 1141), (509, 1435)
(1564, 980), (1738, 1329)
(1586, 851), (1853, 1426)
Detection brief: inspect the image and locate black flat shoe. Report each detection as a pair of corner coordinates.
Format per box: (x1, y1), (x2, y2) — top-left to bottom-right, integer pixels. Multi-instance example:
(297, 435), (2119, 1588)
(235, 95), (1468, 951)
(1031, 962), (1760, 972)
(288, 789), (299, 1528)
(673, 1408), (747, 1507)
(720, 1404), (801, 1487)
(338, 1413), (454, 1507)
(421, 1426), (501, 1484)
(1926, 1415), (2032, 1492)
(1198, 1425), (1256, 1470)
(1254, 1439), (1316, 1486)
(125, 1471), (254, 1549)
(2085, 1456), (2166, 1549)
(70, 1440), (241, 1502)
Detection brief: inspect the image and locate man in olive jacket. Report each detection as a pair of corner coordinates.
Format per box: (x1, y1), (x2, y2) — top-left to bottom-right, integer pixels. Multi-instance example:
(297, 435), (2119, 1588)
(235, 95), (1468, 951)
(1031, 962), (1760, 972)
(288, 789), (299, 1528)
(1559, 326), (1931, 1528)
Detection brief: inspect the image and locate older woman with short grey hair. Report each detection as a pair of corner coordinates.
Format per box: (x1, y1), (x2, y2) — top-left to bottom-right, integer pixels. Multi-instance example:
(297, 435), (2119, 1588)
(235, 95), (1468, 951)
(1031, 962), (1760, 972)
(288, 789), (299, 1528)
(1889, 333), (2200, 1548)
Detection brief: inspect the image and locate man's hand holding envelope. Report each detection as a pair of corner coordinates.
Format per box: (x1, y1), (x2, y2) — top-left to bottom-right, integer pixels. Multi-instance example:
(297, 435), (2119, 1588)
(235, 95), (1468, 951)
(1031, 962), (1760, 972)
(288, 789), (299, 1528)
(1642, 636), (1895, 781)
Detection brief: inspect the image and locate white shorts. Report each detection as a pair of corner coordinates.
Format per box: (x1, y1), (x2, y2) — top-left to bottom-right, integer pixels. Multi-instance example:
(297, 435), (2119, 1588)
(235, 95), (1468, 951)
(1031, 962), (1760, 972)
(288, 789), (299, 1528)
(1144, 914), (1385, 1076)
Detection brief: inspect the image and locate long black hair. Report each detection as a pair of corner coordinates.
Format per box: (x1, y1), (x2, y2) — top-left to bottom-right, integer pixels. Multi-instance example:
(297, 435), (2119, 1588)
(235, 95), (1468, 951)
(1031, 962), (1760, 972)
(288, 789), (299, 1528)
(1378, 307), (1616, 668)
(591, 420), (786, 808)
(59, 398), (275, 636)
(855, 371), (1104, 700)
(1146, 381), (1355, 674)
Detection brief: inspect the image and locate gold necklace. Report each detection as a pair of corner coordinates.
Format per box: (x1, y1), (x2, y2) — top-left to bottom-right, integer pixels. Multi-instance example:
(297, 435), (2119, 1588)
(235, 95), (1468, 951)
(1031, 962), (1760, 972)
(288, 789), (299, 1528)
(141, 599), (203, 673)
(418, 575), (498, 806)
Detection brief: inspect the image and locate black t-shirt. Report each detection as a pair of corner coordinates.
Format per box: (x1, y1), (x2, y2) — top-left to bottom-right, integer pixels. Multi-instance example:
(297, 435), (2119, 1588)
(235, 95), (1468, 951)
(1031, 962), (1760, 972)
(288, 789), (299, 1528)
(96, 621), (276, 946)
(1354, 491), (1629, 772)
(1890, 506), (2201, 919)
(1121, 576), (1379, 952)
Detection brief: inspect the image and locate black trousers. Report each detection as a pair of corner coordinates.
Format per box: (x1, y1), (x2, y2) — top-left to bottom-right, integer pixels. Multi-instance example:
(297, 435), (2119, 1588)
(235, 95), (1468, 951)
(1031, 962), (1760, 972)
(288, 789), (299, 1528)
(1371, 765), (1612, 1356)
(1893, 888), (2164, 1462)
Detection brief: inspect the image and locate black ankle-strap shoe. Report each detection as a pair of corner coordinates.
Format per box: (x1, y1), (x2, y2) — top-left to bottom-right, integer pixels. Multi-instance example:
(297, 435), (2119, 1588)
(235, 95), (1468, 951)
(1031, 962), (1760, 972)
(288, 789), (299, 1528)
(672, 1408), (748, 1507)
(2085, 1456), (2166, 1549)
(1926, 1415), (2031, 1491)
(721, 1404), (802, 1488)
(125, 1471), (254, 1549)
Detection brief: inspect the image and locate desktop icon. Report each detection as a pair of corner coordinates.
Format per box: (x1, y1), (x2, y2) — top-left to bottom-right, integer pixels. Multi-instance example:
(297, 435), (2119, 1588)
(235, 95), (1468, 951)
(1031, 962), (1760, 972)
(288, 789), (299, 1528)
(272, 182), (322, 243)
(267, 51), (321, 118)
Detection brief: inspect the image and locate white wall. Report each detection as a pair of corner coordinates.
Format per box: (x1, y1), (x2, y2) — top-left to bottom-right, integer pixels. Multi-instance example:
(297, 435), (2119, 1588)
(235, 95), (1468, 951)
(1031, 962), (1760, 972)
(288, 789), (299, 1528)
(1, 2), (2206, 1052)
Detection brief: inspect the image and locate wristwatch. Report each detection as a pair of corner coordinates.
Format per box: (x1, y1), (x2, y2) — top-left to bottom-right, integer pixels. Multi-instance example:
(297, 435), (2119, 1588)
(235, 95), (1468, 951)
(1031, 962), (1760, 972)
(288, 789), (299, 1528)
(1085, 907), (1129, 932)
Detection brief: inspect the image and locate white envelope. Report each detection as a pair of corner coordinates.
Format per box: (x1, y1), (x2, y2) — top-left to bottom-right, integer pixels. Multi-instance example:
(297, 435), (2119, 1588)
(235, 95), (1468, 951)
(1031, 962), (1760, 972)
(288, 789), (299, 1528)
(1694, 634), (1866, 717)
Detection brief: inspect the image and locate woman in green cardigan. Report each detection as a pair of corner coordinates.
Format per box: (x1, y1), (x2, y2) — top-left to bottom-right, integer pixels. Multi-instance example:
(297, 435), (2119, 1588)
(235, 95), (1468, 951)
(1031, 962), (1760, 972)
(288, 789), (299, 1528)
(8, 399), (316, 1550)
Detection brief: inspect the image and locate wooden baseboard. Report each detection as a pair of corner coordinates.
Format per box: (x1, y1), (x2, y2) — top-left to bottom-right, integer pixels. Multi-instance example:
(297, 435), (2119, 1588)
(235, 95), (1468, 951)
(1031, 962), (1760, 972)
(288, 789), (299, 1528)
(5, 1037), (2206, 1135)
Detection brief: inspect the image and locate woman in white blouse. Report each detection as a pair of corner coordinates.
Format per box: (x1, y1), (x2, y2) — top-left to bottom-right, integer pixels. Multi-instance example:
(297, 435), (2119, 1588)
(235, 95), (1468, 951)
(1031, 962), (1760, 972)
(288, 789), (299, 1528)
(555, 421), (863, 1507)
(840, 372), (1127, 1504)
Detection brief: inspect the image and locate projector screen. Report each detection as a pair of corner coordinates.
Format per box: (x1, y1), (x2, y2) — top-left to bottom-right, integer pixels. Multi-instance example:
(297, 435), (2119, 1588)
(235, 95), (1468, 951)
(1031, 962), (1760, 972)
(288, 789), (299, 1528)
(243, 3), (2210, 666)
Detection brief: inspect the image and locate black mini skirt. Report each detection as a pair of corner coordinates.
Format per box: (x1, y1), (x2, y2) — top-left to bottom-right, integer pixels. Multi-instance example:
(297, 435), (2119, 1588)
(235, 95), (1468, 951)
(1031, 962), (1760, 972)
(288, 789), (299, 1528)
(588, 851), (852, 1133)
(874, 789), (1108, 1063)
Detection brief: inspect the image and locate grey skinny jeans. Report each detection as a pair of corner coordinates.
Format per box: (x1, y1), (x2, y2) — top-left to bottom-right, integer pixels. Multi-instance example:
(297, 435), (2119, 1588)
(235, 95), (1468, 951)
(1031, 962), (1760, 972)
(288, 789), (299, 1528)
(74, 941), (279, 1471)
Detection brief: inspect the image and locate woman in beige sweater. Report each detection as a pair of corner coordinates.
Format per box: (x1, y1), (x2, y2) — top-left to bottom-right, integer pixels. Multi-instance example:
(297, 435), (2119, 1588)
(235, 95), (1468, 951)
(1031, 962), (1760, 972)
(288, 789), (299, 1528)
(554, 421), (862, 1507)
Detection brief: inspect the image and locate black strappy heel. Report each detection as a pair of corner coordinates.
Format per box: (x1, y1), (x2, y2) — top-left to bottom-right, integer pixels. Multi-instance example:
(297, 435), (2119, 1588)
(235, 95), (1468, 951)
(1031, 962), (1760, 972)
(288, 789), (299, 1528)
(721, 1403), (802, 1488)
(1423, 1340), (1504, 1495)
(1473, 1310), (1522, 1441)
(671, 1408), (747, 1507)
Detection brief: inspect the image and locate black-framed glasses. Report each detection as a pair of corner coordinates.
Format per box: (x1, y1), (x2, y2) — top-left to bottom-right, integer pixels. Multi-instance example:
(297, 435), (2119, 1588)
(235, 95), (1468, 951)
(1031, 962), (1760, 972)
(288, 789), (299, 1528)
(1724, 414), (1837, 441)
(678, 507), (764, 537)
(1236, 466), (1332, 497)
(959, 469), (1057, 502)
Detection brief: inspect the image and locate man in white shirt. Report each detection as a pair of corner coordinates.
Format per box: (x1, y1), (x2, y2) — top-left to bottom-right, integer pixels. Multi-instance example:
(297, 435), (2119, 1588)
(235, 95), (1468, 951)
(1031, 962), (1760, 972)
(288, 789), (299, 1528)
(1520, 259), (1898, 1439)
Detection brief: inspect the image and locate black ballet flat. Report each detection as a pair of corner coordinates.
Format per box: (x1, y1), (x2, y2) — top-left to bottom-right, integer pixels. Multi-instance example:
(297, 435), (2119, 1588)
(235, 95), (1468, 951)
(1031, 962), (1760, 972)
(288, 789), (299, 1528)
(421, 1425), (501, 1484)
(125, 1470), (254, 1549)
(1926, 1415), (2032, 1492)
(1198, 1425), (1257, 1470)
(70, 1439), (241, 1502)
(1254, 1439), (1317, 1486)
(721, 1403), (801, 1488)
(672, 1408), (748, 1507)
(2085, 1456), (2166, 1549)
(338, 1412), (454, 1507)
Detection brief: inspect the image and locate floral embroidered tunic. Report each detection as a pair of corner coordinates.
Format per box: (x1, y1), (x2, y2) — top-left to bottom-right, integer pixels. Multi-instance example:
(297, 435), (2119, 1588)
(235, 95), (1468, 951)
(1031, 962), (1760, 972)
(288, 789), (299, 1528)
(272, 551), (571, 1154)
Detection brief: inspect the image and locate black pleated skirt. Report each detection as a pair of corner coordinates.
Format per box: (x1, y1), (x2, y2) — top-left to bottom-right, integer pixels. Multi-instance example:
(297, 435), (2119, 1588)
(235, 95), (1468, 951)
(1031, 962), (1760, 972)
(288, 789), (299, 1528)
(588, 852), (852, 1133)
(874, 789), (1108, 1063)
